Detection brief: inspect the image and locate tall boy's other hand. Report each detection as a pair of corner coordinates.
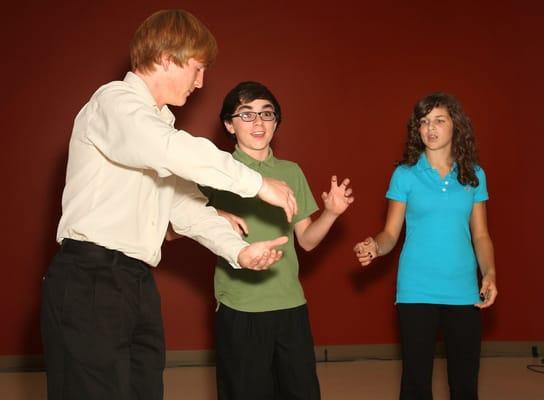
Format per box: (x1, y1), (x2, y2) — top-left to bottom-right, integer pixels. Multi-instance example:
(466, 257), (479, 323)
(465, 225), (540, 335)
(238, 236), (288, 270)
(322, 176), (354, 216)
(257, 177), (298, 223)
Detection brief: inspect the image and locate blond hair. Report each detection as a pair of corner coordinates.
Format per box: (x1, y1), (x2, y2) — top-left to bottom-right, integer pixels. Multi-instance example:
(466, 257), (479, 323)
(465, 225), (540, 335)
(130, 9), (218, 73)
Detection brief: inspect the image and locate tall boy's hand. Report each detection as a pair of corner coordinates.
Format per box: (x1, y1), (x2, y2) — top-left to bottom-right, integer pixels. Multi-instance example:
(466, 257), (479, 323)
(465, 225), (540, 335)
(322, 176), (354, 216)
(238, 236), (289, 270)
(257, 177), (298, 223)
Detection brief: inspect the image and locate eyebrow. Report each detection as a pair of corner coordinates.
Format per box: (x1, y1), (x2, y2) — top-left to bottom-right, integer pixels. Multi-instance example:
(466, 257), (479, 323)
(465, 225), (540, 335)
(236, 103), (274, 111)
(421, 114), (448, 119)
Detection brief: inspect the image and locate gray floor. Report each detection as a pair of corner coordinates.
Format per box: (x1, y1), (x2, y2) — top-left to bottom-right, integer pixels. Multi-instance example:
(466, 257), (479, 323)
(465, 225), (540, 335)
(1, 357), (542, 399)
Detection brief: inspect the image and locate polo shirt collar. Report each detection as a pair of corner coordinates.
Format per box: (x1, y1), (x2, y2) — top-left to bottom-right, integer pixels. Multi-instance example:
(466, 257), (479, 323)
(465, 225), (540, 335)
(123, 71), (175, 125)
(233, 145), (276, 167)
(416, 153), (458, 173)
(416, 153), (433, 170)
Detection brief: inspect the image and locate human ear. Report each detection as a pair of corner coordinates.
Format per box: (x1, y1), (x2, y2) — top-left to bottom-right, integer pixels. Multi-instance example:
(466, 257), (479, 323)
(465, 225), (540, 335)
(224, 121), (236, 135)
(160, 53), (171, 71)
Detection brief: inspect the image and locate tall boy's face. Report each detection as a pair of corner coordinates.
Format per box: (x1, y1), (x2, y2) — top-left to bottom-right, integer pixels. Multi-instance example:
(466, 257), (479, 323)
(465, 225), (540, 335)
(163, 57), (205, 107)
(224, 99), (278, 159)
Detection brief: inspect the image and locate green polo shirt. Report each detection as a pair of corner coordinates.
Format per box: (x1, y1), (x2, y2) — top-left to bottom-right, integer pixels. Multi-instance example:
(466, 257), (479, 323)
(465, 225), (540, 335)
(204, 146), (318, 312)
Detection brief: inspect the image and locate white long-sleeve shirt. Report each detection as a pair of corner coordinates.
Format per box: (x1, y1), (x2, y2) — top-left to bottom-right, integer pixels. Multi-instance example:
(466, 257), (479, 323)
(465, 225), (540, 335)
(57, 72), (262, 267)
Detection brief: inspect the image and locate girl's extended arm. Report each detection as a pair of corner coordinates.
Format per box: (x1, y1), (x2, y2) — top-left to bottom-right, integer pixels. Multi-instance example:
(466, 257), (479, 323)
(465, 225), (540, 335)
(354, 200), (406, 266)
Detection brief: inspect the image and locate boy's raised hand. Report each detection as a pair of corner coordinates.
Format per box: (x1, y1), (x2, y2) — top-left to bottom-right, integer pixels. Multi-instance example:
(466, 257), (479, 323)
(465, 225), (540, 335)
(321, 176), (354, 216)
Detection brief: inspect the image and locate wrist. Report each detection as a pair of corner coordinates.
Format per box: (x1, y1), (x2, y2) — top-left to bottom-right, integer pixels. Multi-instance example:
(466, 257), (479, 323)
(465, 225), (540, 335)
(374, 239), (381, 257)
(482, 269), (496, 279)
(322, 209), (340, 220)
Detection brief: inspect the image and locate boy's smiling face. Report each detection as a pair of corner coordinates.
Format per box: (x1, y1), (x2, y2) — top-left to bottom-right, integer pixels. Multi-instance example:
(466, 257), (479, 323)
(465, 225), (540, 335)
(224, 99), (278, 161)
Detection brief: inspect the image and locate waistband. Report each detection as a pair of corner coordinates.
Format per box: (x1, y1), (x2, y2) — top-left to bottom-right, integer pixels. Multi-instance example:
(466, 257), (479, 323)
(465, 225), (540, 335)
(60, 239), (148, 270)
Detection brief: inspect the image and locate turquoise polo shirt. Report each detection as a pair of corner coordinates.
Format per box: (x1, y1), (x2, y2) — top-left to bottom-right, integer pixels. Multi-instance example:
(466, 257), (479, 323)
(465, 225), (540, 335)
(386, 153), (489, 305)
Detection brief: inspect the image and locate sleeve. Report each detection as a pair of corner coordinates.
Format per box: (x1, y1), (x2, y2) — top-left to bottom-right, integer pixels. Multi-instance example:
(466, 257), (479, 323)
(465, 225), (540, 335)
(473, 166), (489, 203)
(385, 166), (409, 203)
(84, 86), (262, 197)
(169, 178), (249, 269)
(292, 165), (319, 224)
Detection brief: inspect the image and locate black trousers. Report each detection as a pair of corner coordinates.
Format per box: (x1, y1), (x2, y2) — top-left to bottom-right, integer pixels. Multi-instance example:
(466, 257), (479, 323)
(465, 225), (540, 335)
(41, 239), (165, 400)
(397, 303), (481, 400)
(215, 303), (321, 400)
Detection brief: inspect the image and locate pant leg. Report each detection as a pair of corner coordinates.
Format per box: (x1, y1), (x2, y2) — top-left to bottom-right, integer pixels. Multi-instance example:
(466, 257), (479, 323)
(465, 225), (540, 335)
(215, 304), (276, 400)
(274, 305), (320, 400)
(128, 266), (165, 400)
(397, 303), (440, 400)
(442, 306), (481, 400)
(41, 247), (164, 400)
(41, 250), (130, 400)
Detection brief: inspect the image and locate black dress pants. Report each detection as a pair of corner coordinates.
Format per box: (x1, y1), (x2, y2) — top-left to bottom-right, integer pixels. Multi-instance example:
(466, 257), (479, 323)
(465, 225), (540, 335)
(215, 303), (321, 400)
(41, 239), (165, 400)
(397, 303), (481, 400)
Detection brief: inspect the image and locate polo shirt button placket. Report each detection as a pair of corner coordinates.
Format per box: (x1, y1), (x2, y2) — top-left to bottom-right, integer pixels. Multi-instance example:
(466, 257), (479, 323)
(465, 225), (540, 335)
(441, 179), (449, 198)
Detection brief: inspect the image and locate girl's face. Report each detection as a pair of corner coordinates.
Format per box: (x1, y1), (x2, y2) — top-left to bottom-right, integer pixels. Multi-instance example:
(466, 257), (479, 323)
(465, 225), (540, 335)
(418, 106), (454, 153)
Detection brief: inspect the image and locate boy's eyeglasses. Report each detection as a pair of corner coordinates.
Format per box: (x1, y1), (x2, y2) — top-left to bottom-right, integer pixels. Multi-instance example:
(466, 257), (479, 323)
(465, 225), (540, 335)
(231, 111), (277, 122)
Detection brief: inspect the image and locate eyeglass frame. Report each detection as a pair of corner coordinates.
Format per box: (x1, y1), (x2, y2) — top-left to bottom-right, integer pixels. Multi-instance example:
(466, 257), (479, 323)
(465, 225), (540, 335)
(230, 110), (278, 122)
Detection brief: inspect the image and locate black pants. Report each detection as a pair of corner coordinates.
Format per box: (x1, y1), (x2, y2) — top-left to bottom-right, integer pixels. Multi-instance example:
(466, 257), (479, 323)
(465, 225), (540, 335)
(215, 303), (321, 400)
(41, 239), (165, 400)
(397, 303), (481, 400)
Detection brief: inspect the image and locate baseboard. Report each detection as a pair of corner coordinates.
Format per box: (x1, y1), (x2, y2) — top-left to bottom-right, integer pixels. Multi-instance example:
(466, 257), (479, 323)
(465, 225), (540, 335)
(314, 341), (544, 362)
(2, 341), (542, 371)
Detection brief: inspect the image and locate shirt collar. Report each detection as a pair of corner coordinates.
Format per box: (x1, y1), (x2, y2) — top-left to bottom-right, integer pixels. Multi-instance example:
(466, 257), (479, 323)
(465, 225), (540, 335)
(233, 145), (276, 167)
(123, 72), (175, 125)
(416, 153), (433, 170)
(416, 152), (458, 173)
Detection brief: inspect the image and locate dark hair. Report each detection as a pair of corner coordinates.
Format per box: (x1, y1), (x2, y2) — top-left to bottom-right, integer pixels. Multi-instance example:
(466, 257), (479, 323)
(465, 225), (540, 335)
(400, 92), (479, 187)
(219, 81), (282, 136)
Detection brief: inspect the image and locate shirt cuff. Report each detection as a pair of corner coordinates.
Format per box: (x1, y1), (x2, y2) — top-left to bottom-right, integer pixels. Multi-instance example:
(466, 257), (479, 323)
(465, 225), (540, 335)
(226, 242), (250, 269)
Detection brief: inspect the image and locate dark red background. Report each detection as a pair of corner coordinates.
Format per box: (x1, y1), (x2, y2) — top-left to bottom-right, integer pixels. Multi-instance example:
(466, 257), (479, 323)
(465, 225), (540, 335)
(2, 0), (542, 354)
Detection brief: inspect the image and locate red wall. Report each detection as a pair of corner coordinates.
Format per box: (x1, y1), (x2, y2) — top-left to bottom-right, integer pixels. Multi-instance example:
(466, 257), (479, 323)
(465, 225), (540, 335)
(2, 0), (542, 354)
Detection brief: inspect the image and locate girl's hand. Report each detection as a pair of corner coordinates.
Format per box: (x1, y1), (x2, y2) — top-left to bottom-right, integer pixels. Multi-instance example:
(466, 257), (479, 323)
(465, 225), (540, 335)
(475, 274), (498, 308)
(354, 237), (378, 266)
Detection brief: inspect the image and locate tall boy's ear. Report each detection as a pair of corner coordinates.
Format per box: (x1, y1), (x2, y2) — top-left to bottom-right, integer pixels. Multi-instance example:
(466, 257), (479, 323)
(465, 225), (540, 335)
(159, 53), (171, 71)
(224, 120), (236, 135)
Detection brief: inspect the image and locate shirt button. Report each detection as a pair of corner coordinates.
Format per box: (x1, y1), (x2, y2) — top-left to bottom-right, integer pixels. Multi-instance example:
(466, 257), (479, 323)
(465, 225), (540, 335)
(442, 188), (447, 192)
(445, 181), (449, 185)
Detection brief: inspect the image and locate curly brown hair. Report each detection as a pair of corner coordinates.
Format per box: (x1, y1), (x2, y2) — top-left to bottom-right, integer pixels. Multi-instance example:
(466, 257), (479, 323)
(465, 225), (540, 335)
(399, 92), (479, 187)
